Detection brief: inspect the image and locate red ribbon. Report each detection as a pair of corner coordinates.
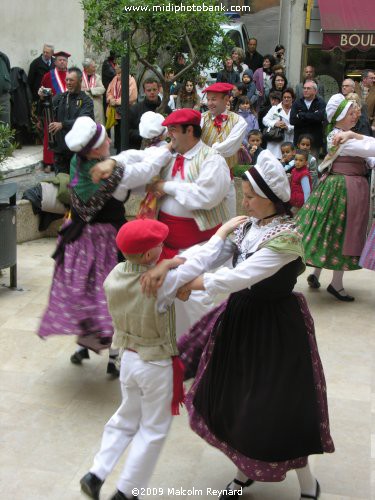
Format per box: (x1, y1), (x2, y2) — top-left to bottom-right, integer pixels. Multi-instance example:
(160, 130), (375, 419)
(171, 356), (185, 415)
(171, 154), (185, 179)
(213, 113), (226, 130)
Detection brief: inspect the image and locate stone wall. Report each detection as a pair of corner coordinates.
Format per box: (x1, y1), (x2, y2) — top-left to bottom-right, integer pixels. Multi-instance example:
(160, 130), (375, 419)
(16, 181), (245, 243)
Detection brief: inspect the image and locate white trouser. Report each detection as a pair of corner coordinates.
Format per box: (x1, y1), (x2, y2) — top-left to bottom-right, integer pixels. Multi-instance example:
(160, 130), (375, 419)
(226, 179), (237, 219)
(90, 350), (173, 496)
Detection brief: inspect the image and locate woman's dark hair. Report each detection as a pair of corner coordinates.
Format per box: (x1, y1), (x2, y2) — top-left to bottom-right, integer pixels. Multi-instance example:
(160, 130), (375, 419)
(263, 54), (276, 68)
(282, 87), (295, 100)
(178, 79), (199, 105)
(271, 73), (288, 92)
(269, 90), (282, 101)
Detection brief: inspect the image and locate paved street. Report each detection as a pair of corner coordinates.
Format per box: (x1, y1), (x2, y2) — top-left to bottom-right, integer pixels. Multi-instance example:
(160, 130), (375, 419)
(0, 238), (374, 500)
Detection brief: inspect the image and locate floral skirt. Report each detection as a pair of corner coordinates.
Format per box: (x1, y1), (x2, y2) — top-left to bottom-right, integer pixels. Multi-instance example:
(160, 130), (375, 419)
(296, 175), (360, 270)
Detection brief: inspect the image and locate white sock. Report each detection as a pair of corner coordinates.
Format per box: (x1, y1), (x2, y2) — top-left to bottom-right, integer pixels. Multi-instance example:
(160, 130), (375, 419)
(108, 348), (119, 360)
(313, 268), (322, 279)
(227, 469), (250, 491)
(296, 464), (317, 496)
(330, 270), (344, 292)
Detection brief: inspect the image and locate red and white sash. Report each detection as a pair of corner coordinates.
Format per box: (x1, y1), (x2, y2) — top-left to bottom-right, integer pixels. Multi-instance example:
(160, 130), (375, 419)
(54, 69), (67, 93)
(82, 71), (96, 90)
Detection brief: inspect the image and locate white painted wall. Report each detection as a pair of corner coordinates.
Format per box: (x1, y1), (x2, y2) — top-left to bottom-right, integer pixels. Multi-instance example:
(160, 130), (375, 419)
(279, 0), (306, 88)
(1, 0), (84, 74)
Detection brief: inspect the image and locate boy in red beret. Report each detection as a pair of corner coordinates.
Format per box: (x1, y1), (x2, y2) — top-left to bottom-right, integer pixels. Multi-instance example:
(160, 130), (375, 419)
(80, 217), (237, 500)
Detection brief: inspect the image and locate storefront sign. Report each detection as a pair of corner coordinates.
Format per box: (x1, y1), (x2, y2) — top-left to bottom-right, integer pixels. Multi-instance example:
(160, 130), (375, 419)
(323, 33), (375, 51)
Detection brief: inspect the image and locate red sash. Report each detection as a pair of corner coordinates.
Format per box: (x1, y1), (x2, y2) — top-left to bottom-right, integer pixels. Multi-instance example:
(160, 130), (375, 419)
(158, 211), (220, 261)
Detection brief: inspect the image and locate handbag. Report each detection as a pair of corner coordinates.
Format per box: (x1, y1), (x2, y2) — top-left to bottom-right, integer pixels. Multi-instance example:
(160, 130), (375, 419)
(263, 125), (285, 142)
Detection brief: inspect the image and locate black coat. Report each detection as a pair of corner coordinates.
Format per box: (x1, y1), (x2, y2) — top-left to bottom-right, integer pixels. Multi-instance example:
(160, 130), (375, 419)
(129, 97), (171, 149)
(10, 67), (32, 128)
(52, 90), (94, 153)
(244, 51), (263, 72)
(290, 96), (326, 148)
(216, 69), (240, 85)
(102, 58), (116, 90)
(28, 55), (55, 101)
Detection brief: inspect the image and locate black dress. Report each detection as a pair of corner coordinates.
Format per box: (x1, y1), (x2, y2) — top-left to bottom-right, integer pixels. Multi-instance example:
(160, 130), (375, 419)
(193, 257), (324, 462)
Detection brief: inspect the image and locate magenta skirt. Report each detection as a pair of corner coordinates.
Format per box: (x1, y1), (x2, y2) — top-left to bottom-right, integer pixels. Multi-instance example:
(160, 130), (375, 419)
(359, 222), (375, 270)
(38, 222), (118, 341)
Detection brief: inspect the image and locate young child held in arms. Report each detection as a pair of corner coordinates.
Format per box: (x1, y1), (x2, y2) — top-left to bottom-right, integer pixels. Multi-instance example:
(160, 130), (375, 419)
(80, 217), (245, 500)
(289, 149), (312, 209)
(296, 133), (318, 188)
(246, 129), (263, 165)
(280, 141), (295, 171)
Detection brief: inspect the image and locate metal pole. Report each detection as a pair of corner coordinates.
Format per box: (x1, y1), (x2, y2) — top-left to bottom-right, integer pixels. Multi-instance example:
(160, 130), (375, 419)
(120, 28), (130, 151)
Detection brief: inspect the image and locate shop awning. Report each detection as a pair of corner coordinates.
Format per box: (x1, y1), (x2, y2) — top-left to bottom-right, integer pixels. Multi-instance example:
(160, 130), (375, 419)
(318, 0), (375, 51)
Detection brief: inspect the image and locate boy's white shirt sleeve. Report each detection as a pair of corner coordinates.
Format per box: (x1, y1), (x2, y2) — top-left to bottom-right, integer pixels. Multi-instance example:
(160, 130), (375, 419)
(112, 147), (172, 200)
(179, 237), (236, 270)
(210, 115), (248, 157)
(203, 247), (297, 298)
(156, 234), (225, 312)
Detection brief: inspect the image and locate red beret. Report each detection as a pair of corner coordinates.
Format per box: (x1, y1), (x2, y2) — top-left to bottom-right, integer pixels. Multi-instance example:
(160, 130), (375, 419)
(203, 83), (234, 94)
(54, 51), (71, 58)
(162, 109), (201, 127)
(116, 219), (169, 254)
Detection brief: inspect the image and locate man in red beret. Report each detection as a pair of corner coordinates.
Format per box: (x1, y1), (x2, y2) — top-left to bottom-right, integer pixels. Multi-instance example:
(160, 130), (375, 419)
(91, 108), (230, 335)
(200, 82), (248, 217)
(38, 51), (71, 170)
(80, 217), (227, 500)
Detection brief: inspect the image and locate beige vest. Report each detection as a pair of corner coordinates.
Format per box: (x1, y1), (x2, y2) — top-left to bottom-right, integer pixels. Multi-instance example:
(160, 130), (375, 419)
(201, 111), (240, 171)
(160, 143), (229, 231)
(104, 261), (177, 361)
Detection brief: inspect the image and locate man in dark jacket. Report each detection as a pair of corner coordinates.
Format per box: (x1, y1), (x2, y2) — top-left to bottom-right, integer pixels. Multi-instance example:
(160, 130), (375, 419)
(28, 44), (55, 101)
(129, 77), (171, 149)
(41, 67), (94, 173)
(244, 38), (263, 73)
(0, 51), (11, 125)
(290, 80), (326, 158)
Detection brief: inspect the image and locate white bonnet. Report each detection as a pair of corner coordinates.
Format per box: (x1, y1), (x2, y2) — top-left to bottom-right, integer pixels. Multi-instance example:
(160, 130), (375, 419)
(244, 150), (291, 202)
(139, 111), (167, 139)
(65, 116), (106, 152)
(326, 93), (352, 123)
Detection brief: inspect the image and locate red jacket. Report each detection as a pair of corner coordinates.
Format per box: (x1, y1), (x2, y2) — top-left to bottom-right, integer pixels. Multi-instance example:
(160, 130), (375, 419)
(290, 166), (312, 208)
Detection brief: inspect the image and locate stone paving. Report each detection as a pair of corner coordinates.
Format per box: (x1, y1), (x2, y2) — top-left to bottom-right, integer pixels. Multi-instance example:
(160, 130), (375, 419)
(0, 238), (374, 499)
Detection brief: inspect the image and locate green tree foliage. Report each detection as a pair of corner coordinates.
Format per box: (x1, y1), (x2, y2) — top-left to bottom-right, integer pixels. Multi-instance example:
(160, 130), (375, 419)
(0, 123), (16, 180)
(82, 0), (228, 112)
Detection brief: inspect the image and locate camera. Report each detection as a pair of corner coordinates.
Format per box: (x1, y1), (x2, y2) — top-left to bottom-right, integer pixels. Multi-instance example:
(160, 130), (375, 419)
(41, 87), (52, 97)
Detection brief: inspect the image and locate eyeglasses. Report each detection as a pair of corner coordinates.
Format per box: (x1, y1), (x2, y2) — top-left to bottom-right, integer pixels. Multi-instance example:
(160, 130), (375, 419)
(283, 96), (292, 99)
(303, 87), (314, 90)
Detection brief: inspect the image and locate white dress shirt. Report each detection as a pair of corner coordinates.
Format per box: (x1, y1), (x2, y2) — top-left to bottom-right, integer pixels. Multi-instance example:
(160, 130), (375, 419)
(111, 146), (172, 200)
(200, 113), (248, 158)
(160, 140), (231, 217)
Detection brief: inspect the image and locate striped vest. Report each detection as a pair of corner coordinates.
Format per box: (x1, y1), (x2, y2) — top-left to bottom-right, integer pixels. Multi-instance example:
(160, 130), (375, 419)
(201, 111), (240, 171)
(104, 262), (177, 361)
(161, 143), (229, 231)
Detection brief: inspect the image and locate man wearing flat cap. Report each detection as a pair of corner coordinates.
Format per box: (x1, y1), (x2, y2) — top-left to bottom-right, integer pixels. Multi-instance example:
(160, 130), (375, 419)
(200, 82), (247, 217)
